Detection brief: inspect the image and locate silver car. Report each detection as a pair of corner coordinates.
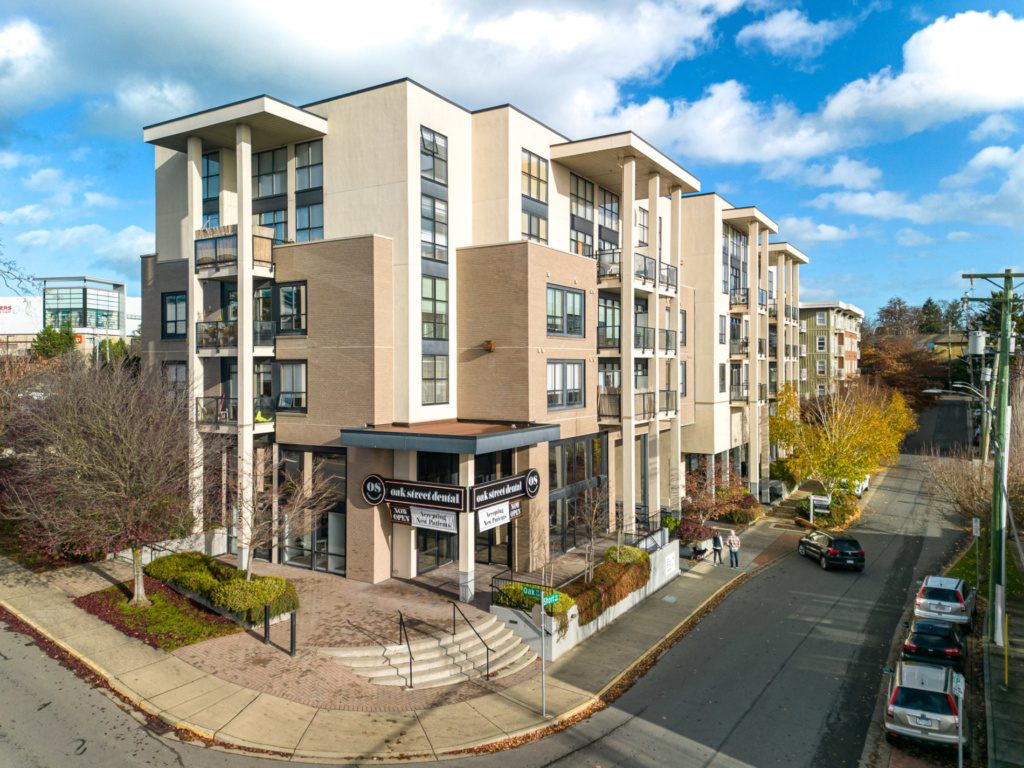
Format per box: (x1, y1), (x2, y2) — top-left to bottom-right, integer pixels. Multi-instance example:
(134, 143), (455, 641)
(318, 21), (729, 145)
(884, 661), (967, 750)
(914, 576), (976, 626)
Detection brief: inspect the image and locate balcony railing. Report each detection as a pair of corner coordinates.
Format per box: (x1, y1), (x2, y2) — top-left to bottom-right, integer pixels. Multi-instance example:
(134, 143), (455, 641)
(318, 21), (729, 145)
(659, 329), (677, 352)
(635, 391), (656, 420)
(598, 325), (620, 349)
(194, 235), (238, 270)
(769, 381), (778, 396)
(759, 383), (767, 401)
(800, 369), (808, 381)
(634, 325), (654, 351)
(758, 338), (767, 357)
(800, 344), (807, 357)
(196, 321), (237, 349)
(659, 262), (678, 290)
(729, 288), (748, 307)
(197, 396), (276, 426)
(758, 289), (768, 308)
(768, 301), (778, 318)
(658, 389), (677, 413)
(254, 320), (276, 346)
(729, 338), (749, 356)
(635, 254), (656, 283)
(730, 384), (748, 402)
(597, 249), (622, 279)
(800, 321), (807, 332)
(597, 391), (656, 420)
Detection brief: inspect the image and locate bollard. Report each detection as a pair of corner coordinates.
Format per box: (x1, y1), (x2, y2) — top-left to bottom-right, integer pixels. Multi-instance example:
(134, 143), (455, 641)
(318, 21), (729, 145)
(290, 611), (297, 657)
(263, 604), (270, 645)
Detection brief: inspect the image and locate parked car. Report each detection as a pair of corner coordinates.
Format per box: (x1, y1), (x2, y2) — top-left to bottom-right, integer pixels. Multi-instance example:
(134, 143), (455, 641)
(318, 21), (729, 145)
(914, 576), (976, 626)
(884, 661), (968, 753)
(853, 474), (870, 498)
(796, 531), (865, 571)
(901, 618), (967, 671)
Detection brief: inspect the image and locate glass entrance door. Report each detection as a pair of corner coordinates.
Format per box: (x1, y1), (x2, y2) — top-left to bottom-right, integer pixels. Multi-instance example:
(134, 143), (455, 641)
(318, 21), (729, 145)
(475, 523), (512, 566)
(416, 528), (455, 573)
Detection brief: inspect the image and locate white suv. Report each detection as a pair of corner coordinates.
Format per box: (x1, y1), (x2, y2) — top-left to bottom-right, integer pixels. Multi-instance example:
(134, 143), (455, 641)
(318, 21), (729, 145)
(884, 661), (968, 751)
(914, 576), (976, 626)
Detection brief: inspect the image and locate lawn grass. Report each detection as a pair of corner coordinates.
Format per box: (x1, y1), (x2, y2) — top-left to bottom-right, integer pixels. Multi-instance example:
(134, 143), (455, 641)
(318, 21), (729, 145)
(946, 534), (1024, 600)
(74, 576), (242, 651)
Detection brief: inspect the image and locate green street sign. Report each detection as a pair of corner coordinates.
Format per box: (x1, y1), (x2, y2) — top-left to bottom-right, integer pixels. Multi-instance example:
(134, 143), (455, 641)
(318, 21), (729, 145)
(521, 585), (542, 598)
(543, 593), (559, 607)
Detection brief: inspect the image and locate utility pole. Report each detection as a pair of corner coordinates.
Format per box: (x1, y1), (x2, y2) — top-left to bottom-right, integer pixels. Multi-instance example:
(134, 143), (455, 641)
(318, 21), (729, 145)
(963, 268), (1023, 646)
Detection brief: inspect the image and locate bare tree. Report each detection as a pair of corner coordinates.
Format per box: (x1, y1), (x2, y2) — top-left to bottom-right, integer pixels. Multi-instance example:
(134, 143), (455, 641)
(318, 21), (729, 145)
(680, 457), (744, 527)
(574, 479), (610, 581)
(0, 358), (223, 605)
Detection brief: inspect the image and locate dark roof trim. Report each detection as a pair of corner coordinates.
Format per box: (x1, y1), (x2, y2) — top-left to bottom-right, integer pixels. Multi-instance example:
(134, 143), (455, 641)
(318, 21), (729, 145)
(340, 422), (561, 455)
(142, 94), (324, 131)
(303, 77), (470, 114)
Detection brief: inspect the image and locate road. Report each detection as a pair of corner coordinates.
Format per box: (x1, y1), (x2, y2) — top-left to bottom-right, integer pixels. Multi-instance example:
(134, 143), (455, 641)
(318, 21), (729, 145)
(903, 395), (970, 456)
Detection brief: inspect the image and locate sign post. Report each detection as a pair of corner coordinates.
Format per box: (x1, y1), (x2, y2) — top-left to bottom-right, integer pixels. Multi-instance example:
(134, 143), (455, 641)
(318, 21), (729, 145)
(973, 516), (981, 594)
(540, 583), (547, 718)
(952, 671), (965, 768)
(809, 495), (830, 525)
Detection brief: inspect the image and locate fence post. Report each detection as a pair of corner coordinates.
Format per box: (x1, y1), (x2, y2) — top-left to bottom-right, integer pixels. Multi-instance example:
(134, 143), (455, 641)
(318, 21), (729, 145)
(290, 612), (297, 657)
(263, 604), (270, 644)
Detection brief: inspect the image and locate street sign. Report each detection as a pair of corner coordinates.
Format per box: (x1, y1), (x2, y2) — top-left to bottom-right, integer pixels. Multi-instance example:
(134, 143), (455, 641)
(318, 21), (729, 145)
(952, 671), (965, 698)
(543, 593), (559, 607)
(972, 517), (981, 537)
(521, 585), (542, 598)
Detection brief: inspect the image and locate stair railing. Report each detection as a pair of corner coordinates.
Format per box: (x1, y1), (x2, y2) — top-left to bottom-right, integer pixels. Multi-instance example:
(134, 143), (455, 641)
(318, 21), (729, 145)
(450, 600), (494, 680)
(397, 611), (413, 689)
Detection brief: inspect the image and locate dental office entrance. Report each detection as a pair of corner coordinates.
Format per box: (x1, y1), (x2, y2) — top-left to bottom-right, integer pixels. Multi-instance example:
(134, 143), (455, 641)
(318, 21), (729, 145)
(341, 419), (559, 602)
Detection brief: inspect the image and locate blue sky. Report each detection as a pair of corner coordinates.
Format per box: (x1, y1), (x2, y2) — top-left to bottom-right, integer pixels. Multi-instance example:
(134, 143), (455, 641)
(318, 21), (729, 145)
(1, 1), (1023, 318)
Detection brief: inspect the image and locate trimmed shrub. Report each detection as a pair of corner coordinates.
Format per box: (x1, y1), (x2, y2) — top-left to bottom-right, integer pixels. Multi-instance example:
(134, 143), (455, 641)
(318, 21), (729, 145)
(564, 560), (650, 626)
(493, 583), (574, 638)
(770, 459), (797, 486)
(675, 519), (718, 544)
(603, 545), (650, 567)
(174, 569), (220, 596)
(144, 551), (211, 583)
(210, 576), (287, 614)
(661, 514), (679, 538)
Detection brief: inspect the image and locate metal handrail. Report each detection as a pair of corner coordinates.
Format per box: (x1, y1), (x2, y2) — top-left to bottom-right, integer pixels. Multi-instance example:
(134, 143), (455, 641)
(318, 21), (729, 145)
(450, 601), (493, 680)
(398, 611), (414, 689)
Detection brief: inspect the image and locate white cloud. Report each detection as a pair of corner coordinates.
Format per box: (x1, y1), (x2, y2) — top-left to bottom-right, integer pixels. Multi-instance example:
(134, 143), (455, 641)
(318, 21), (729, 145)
(768, 155), (882, 189)
(811, 190), (931, 223)
(15, 224), (154, 278)
(0, 150), (37, 170)
(83, 192), (117, 208)
(970, 114), (1017, 142)
(942, 145), (1019, 188)
(895, 228), (933, 246)
(89, 78), (200, 134)
(0, 18), (54, 110)
(778, 215), (858, 243)
(947, 231), (972, 241)
(23, 167), (64, 193)
(0, 203), (51, 226)
(736, 9), (853, 59)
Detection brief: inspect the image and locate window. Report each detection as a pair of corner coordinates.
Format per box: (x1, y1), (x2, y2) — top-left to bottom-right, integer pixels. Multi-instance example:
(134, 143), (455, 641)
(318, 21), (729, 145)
(421, 276), (449, 340)
(547, 285), (584, 336)
(816, 335), (826, 352)
(422, 355), (449, 405)
(570, 229), (593, 257)
(570, 174), (594, 221)
(421, 195), (448, 261)
(680, 309), (687, 346)
(636, 208), (648, 246)
(296, 203), (323, 242)
(816, 359), (826, 375)
(680, 360), (687, 397)
(255, 209), (286, 242)
(547, 360), (584, 409)
(202, 152), (219, 201)
(723, 225), (748, 292)
(521, 211), (548, 243)
(202, 213), (220, 228)
(278, 361), (307, 410)
(295, 140), (323, 191)
(253, 147), (286, 198)
(817, 384), (826, 397)
(719, 363), (726, 393)
(598, 189), (619, 231)
(521, 149), (548, 203)
(277, 283), (307, 334)
(719, 315), (726, 344)
(420, 127), (448, 184)
(162, 292), (186, 339)
(162, 361), (187, 393)
(598, 360), (620, 388)
(816, 311), (826, 325)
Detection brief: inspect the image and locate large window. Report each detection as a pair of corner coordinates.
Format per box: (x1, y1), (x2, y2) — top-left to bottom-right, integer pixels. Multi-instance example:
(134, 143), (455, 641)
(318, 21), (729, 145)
(547, 285), (584, 336)
(421, 276), (448, 340)
(422, 354), (449, 405)
(296, 203), (323, 242)
(202, 152), (219, 201)
(570, 229), (593, 257)
(570, 174), (594, 220)
(253, 147), (286, 198)
(547, 360), (584, 409)
(816, 359), (827, 375)
(723, 225), (748, 292)
(162, 292), (186, 339)
(719, 363), (726, 393)
(162, 361), (187, 393)
(421, 195), (448, 262)
(719, 314), (726, 344)
(295, 140), (323, 191)
(521, 149), (548, 203)
(255, 209), (286, 242)
(420, 127), (448, 185)
(277, 283), (307, 334)
(817, 311), (826, 324)
(598, 189), (619, 232)
(636, 208), (648, 246)
(521, 211), (548, 243)
(278, 361), (307, 411)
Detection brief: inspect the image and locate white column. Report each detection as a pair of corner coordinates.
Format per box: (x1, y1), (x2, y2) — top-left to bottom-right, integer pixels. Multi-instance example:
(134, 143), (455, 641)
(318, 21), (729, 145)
(185, 136), (205, 538)
(746, 222), (760, 496)
(669, 186), (682, 508)
(458, 454), (476, 602)
(392, 450), (417, 579)
(235, 124), (255, 571)
(647, 173), (661, 523)
(621, 157), (637, 533)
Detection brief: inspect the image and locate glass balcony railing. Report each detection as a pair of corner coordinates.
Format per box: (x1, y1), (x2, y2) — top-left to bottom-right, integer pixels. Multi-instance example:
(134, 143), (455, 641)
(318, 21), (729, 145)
(658, 389), (677, 413)
(730, 288), (749, 307)
(758, 289), (768, 308)
(729, 338), (749, 356)
(194, 231), (274, 272)
(598, 393), (621, 419)
(197, 396), (276, 426)
(598, 325), (620, 349)
(597, 249), (621, 279)
(730, 384), (748, 402)
(659, 329), (677, 352)
(635, 391), (656, 420)
(253, 320), (276, 346)
(634, 254), (657, 283)
(597, 391), (657, 420)
(659, 262), (678, 290)
(634, 325), (654, 351)
(768, 301), (778, 318)
(196, 321), (237, 348)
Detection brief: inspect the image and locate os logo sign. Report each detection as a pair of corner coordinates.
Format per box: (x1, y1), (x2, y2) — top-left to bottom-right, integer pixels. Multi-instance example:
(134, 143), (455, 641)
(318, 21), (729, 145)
(524, 468), (541, 499)
(361, 474), (386, 506)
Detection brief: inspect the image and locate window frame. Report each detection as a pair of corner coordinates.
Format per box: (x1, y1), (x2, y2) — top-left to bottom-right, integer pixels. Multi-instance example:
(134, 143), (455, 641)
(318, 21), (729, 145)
(421, 276), (449, 340)
(161, 291), (187, 339)
(294, 139), (323, 192)
(277, 360), (308, 412)
(816, 335), (827, 352)
(719, 314), (726, 344)
(161, 360), (188, 393)
(521, 210), (548, 244)
(816, 359), (827, 375)
(547, 359), (585, 410)
(252, 147), (287, 199)
(570, 174), (594, 221)
(295, 202), (323, 242)
(719, 363), (726, 394)
(420, 126), (448, 185)
(680, 359), (687, 397)
(254, 208), (286, 243)
(421, 194), (449, 262)
(547, 285), (585, 337)
(201, 152), (219, 202)
(569, 228), (593, 257)
(422, 354), (449, 405)
(521, 149), (549, 203)
(636, 208), (649, 247)
(598, 189), (619, 231)
(276, 282), (307, 336)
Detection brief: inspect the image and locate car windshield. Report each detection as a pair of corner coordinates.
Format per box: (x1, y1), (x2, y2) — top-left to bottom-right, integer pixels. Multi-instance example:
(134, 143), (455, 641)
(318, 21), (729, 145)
(921, 587), (959, 602)
(893, 687), (953, 714)
(914, 620), (955, 637)
(910, 632), (954, 649)
(833, 539), (861, 552)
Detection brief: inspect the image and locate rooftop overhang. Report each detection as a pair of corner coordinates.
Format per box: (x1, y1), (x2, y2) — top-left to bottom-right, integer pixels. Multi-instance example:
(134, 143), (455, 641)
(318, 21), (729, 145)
(800, 300), (865, 319)
(722, 206), (779, 234)
(341, 419), (561, 455)
(549, 132), (700, 198)
(143, 96), (328, 153)
(768, 241), (809, 264)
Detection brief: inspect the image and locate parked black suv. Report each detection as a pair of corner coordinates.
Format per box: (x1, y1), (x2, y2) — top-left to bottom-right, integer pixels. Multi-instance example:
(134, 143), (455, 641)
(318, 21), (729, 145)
(901, 618), (968, 671)
(797, 531), (865, 571)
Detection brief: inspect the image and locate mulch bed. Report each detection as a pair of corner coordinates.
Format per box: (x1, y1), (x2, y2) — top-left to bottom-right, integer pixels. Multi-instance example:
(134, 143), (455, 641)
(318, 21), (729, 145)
(73, 576), (241, 651)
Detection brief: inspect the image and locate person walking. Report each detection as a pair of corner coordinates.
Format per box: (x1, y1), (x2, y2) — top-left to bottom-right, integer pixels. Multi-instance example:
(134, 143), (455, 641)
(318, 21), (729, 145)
(711, 529), (724, 565)
(726, 530), (741, 568)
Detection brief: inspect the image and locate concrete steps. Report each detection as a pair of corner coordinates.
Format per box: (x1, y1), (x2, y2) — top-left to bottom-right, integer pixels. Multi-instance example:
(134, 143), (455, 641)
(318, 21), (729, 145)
(319, 614), (537, 689)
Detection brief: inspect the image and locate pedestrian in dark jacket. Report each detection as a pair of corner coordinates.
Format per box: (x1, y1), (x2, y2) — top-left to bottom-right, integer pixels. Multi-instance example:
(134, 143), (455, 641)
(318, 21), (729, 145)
(711, 530), (724, 565)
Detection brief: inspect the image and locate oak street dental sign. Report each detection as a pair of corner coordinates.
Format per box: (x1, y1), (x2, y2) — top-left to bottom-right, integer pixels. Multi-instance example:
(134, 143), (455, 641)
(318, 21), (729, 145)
(361, 474), (465, 511)
(470, 469), (541, 510)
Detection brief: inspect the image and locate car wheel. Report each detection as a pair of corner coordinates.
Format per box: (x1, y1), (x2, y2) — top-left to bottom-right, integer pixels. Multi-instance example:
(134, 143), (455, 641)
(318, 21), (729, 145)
(798, 543), (806, 556)
(885, 732), (898, 746)
(820, 554), (828, 570)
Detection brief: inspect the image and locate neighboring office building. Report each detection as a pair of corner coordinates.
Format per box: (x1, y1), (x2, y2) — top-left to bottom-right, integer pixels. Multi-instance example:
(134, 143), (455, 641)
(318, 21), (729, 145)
(678, 194), (807, 499)
(142, 78), (821, 599)
(799, 301), (864, 397)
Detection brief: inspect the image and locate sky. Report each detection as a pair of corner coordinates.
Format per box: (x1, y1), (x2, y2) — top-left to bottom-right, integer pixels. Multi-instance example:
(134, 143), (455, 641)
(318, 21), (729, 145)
(1, 0), (1023, 318)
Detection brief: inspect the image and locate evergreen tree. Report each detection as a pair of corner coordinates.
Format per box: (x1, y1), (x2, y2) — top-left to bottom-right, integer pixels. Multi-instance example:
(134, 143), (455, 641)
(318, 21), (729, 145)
(31, 319), (76, 359)
(918, 298), (945, 333)
(972, 291), (1024, 338)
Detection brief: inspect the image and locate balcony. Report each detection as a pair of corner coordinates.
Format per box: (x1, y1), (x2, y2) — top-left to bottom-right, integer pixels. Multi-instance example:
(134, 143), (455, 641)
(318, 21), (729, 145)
(597, 325), (620, 350)
(634, 325), (654, 352)
(730, 384), (748, 403)
(597, 391), (656, 421)
(729, 338), (749, 357)
(658, 262), (678, 292)
(196, 395), (276, 433)
(658, 389), (677, 414)
(729, 288), (749, 308)
(634, 254), (657, 285)
(800, 369), (808, 381)
(800, 344), (807, 357)
(758, 338), (768, 358)
(597, 249), (622, 280)
(769, 381), (778, 397)
(800, 320), (807, 332)
(196, 321), (236, 354)
(635, 391), (656, 419)
(768, 301), (778, 318)
(254, 320), (276, 349)
(659, 328), (677, 353)
(758, 383), (767, 401)
(194, 229), (274, 280)
(758, 289), (768, 309)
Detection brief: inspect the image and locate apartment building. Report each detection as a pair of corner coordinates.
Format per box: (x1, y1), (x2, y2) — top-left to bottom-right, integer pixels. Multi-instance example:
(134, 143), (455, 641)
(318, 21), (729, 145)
(799, 301), (864, 397)
(139, 79), (710, 600)
(676, 195), (806, 498)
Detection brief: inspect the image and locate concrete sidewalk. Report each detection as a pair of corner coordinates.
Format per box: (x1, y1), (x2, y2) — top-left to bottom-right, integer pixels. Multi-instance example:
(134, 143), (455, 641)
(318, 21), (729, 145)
(0, 518), (800, 762)
(985, 597), (1024, 767)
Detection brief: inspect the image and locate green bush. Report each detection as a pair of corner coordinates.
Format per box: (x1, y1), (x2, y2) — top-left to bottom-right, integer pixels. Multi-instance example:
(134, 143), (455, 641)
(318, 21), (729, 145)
(493, 583), (574, 638)
(210, 576), (287, 614)
(795, 498), (811, 519)
(661, 514), (679, 537)
(565, 561), (650, 626)
(726, 505), (760, 525)
(174, 569), (220, 596)
(144, 551), (211, 582)
(770, 459), (797, 486)
(603, 545), (650, 567)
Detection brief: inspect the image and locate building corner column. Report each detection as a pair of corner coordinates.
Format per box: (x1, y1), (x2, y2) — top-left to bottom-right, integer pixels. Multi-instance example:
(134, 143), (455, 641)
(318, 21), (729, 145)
(621, 156), (637, 533)
(458, 454), (476, 603)
(185, 136), (205, 541)
(235, 123), (255, 572)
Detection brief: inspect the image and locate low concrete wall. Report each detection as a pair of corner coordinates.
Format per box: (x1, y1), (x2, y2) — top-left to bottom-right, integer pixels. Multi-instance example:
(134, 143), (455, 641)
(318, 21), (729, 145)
(492, 543), (680, 662)
(111, 528), (228, 566)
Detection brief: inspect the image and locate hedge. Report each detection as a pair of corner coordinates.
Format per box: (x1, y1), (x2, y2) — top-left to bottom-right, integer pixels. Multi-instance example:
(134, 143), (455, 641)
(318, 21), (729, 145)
(564, 560), (650, 626)
(493, 583), (575, 637)
(144, 552), (299, 623)
(603, 545), (650, 567)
